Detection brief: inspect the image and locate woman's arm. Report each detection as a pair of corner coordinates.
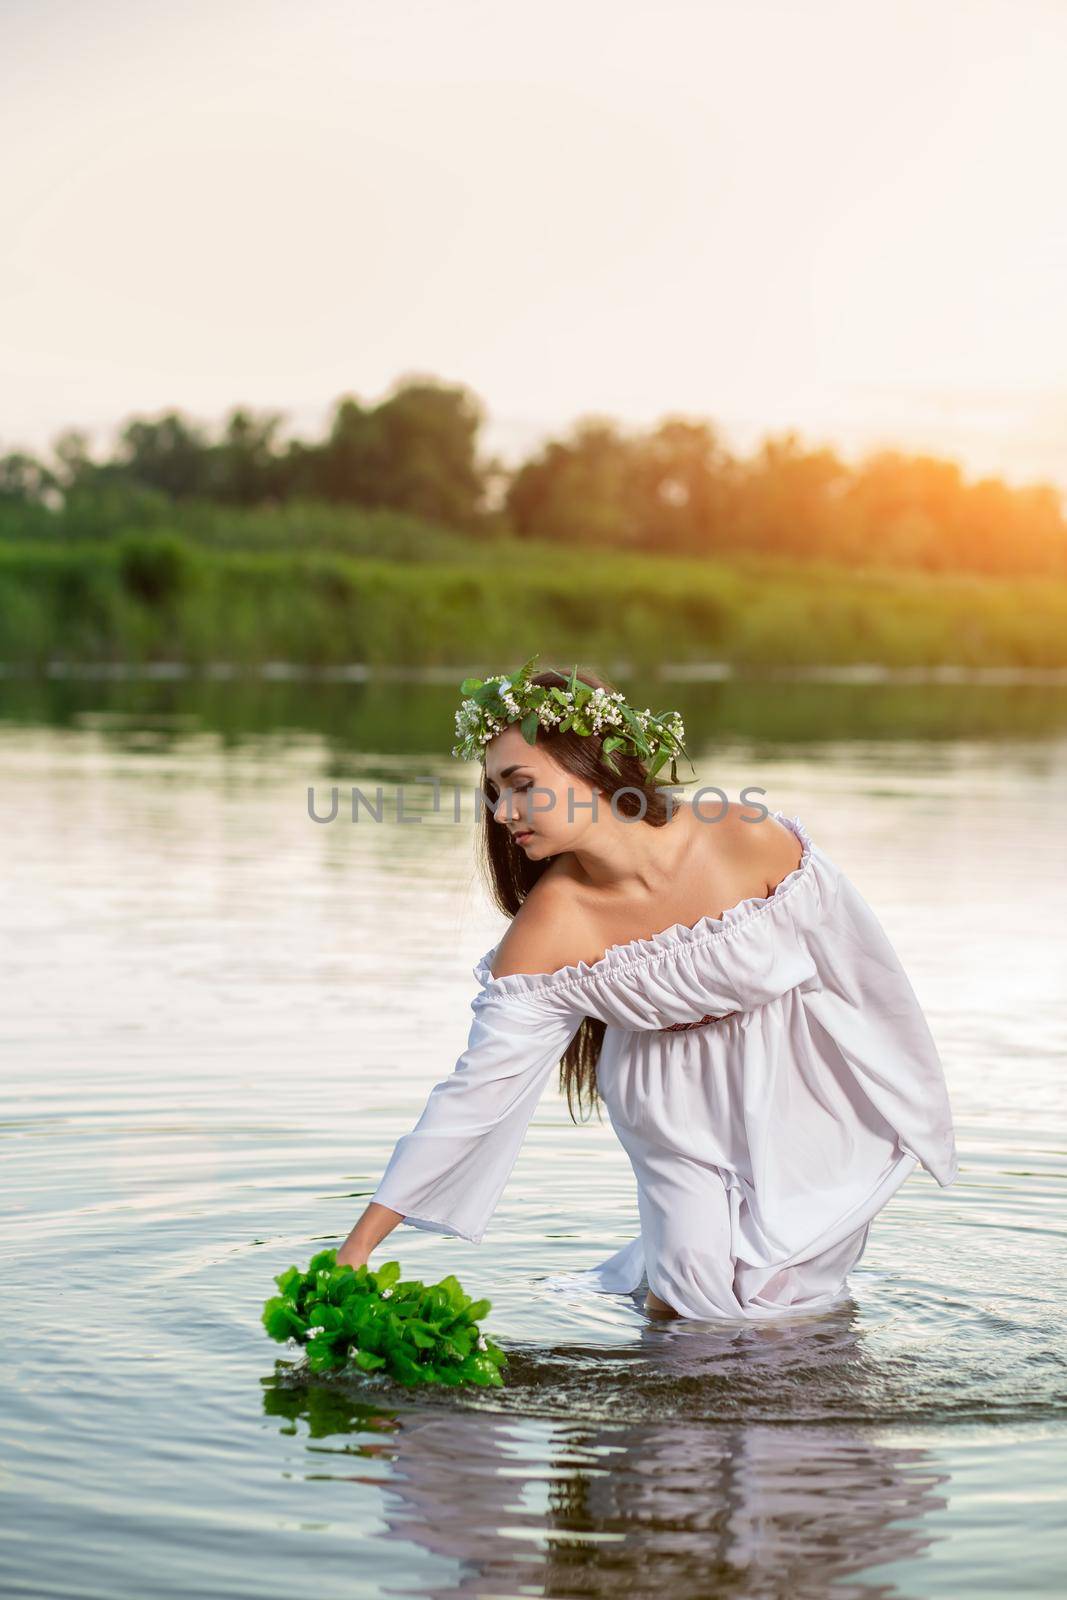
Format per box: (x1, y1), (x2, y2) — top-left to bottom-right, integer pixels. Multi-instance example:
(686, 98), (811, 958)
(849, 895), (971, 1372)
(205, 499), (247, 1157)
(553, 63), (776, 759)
(336, 1200), (404, 1269)
(340, 984), (584, 1256)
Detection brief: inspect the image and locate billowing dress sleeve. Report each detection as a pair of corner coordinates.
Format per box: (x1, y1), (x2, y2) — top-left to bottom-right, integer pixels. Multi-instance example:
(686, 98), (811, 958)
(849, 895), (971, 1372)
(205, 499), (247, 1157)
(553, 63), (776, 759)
(795, 863), (959, 1188)
(369, 980), (586, 1244)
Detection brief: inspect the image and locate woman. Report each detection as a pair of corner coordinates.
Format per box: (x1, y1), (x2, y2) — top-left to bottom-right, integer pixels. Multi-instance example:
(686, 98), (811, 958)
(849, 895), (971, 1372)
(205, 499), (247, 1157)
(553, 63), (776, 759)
(337, 659), (959, 1321)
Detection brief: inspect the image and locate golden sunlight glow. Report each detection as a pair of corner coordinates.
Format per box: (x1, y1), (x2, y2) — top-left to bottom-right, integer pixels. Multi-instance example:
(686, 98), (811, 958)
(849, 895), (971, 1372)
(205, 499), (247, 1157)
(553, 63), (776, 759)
(2, 0), (1064, 488)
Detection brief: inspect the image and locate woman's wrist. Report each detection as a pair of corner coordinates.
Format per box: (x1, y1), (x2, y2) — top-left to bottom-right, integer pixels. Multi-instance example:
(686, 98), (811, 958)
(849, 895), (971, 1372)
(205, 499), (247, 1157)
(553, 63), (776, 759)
(335, 1237), (369, 1268)
(336, 1202), (403, 1268)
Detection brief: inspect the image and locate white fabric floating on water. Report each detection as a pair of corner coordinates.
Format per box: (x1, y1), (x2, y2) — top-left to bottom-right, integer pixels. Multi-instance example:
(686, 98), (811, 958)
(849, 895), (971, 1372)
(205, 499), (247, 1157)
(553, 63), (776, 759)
(370, 811), (959, 1321)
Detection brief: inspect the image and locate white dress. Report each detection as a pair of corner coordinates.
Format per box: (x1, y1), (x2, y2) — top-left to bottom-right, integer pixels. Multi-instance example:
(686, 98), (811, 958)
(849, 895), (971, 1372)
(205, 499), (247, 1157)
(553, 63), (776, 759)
(370, 812), (960, 1321)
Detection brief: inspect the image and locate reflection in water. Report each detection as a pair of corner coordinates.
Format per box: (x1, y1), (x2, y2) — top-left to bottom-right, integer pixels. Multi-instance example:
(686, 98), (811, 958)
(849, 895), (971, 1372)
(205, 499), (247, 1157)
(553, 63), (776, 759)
(4, 668), (1067, 753)
(263, 1344), (949, 1600)
(502, 1291), (881, 1425)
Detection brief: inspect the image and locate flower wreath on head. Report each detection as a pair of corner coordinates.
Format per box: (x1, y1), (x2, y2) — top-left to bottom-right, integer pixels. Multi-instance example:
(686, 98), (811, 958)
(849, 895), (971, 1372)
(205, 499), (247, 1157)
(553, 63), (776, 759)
(451, 652), (693, 783)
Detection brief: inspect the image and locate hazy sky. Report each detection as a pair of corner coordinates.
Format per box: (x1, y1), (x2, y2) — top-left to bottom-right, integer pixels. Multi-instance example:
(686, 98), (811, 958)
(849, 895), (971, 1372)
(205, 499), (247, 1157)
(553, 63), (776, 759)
(3, 0), (1066, 488)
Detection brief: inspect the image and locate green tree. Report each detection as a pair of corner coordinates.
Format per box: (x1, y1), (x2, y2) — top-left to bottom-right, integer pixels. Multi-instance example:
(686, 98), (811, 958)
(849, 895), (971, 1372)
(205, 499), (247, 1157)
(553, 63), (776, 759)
(0, 450), (56, 505)
(320, 377), (489, 528)
(628, 417), (736, 554)
(505, 416), (640, 546)
(117, 410), (213, 499)
(207, 406), (287, 504)
(731, 431), (851, 558)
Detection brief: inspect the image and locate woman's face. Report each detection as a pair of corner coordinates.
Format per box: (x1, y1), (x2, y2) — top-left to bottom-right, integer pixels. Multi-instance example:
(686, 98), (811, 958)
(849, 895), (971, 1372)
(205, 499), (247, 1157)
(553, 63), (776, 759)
(483, 724), (600, 859)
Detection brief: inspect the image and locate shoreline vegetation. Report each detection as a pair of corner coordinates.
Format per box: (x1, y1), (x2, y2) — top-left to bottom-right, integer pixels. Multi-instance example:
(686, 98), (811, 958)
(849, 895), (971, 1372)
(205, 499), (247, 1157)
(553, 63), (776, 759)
(1, 510), (1065, 672)
(3, 379), (1066, 670)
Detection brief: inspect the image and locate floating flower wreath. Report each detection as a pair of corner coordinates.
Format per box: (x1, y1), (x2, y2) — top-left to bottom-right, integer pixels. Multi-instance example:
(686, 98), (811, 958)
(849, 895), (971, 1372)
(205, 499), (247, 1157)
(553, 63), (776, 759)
(262, 1248), (507, 1388)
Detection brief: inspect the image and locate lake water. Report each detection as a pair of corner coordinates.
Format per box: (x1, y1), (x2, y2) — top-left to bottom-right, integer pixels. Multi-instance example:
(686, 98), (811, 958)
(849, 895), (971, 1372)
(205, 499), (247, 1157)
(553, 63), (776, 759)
(2, 671), (1066, 1598)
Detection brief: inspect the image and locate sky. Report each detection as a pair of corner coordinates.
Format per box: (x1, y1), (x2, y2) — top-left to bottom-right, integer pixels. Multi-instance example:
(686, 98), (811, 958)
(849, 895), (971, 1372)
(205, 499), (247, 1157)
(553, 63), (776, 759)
(2, 0), (1066, 490)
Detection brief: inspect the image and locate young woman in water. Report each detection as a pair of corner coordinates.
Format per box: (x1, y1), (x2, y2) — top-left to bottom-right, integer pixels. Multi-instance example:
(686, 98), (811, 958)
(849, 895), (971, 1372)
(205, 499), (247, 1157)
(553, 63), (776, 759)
(336, 657), (958, 1321)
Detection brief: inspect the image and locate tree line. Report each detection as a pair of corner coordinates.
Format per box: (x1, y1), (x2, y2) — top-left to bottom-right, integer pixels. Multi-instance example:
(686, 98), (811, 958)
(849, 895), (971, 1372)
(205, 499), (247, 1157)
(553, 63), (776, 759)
(1, 375), (1064, 577)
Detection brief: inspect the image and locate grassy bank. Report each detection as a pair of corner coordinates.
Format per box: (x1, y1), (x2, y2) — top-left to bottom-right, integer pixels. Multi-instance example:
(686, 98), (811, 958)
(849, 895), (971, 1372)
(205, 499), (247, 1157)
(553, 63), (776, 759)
(1, 524), (1065, 671)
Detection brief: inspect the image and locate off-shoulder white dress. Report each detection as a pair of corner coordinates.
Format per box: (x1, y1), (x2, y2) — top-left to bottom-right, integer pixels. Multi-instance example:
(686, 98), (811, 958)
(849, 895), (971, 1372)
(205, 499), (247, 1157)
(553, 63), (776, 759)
(370, 812), (959, 1321)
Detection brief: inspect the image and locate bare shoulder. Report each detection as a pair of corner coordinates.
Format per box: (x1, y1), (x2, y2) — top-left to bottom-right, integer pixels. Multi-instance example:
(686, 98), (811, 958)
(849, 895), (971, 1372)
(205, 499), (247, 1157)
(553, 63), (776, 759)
(711, 801), (805, 890)
(489, 862), (592, 981)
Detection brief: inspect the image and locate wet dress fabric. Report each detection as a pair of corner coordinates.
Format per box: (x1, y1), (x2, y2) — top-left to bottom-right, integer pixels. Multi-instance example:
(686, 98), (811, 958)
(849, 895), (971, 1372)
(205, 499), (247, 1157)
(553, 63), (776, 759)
(370, 812), (960, 1321)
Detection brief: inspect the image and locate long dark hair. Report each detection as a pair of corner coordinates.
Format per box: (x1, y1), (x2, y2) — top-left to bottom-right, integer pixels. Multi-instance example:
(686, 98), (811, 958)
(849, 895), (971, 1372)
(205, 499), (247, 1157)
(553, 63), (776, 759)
(475, 664), (679, 1122)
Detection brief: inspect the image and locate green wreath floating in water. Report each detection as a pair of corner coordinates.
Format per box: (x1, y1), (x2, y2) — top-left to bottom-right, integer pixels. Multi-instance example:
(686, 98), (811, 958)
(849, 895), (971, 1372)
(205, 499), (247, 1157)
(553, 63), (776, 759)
(262, 1249), (508, 1388)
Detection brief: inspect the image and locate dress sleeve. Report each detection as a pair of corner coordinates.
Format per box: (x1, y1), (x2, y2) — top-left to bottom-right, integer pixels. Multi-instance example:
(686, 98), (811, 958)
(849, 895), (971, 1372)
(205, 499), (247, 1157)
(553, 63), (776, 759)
(368, 984), (586, 1243)
(799, 867), (960, 1188)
